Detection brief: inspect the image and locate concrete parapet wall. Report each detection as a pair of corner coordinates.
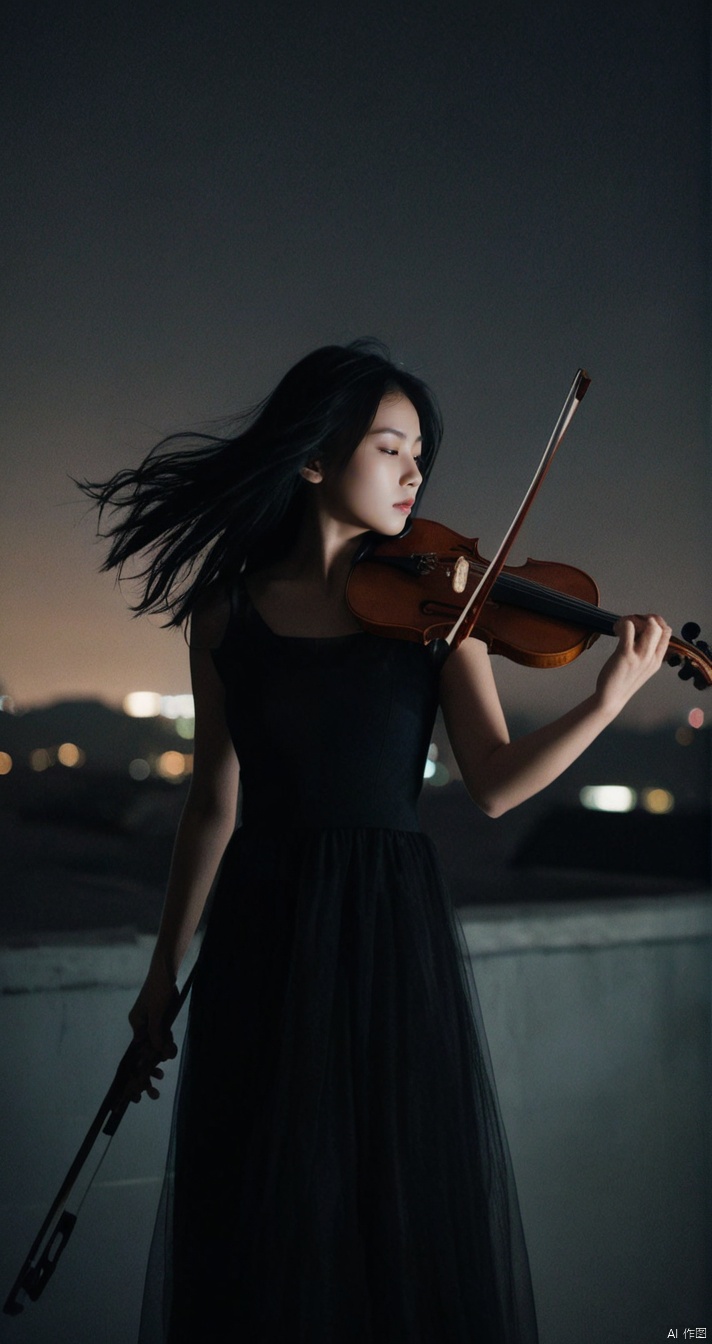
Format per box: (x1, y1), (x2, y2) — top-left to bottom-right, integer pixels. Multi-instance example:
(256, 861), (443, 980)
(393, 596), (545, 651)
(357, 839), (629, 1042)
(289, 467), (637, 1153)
(0, 895), (710, 1344)
(463, 895), (712, 1343)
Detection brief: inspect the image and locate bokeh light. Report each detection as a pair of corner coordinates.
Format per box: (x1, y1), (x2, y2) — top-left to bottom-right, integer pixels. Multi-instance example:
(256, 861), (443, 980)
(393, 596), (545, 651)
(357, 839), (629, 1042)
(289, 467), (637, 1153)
(123, 692), (195, 722)
(579, 785), (637, 813)
(29, 748), (52, 772)
(129, 758), (151, 781)
(688, 707), (704, 729)
(124, 691), (162, 717)
(160, 695), (194, 720)
(155, 752), (186, 784)
(641, 787), (674, 815)
(57, 742), (85, 768)
(675, 726), (694, 746)
(0, 751), (12, 775)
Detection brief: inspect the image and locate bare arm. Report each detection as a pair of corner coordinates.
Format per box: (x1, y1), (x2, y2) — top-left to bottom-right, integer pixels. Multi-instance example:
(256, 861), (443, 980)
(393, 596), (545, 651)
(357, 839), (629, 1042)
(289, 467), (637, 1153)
(150, 643), (239, 978)
(128, 592), (239, 1082)
(440, 615), (671, 818)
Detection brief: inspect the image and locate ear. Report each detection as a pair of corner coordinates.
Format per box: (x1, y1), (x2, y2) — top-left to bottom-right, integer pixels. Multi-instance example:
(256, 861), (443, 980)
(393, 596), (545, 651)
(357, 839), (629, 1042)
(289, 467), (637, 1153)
(299, 460), (324, 484)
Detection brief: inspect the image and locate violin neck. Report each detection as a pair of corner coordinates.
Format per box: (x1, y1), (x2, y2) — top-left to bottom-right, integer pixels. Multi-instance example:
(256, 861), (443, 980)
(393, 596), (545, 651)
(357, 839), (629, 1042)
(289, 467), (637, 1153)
(492, 572), (706, 680)
(491, 572), (619, 636)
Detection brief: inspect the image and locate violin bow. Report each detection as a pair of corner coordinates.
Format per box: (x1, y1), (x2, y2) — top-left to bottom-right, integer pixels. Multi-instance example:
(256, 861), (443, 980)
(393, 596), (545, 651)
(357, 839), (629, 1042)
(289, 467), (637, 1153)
(446, 368), (591, 648)
(3, 964), (196, 1317)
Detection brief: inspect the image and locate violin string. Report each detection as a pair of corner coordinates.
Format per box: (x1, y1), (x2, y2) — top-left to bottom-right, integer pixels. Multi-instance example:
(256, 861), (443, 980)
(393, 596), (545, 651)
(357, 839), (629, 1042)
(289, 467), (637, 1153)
(435, 558), (622, 628)
(494, 578), (689, 646)
(497, 578), (620, 626)
(433, 557), (695, 652)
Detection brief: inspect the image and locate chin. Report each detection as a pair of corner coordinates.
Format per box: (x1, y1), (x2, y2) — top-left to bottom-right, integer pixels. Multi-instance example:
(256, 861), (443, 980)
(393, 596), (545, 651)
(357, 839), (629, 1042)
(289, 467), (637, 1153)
(380, 514), (410, 536)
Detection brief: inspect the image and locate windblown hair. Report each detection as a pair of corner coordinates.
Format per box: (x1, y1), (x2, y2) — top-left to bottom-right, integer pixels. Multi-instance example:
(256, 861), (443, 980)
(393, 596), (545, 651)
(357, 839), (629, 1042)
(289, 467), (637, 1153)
(79, 340), (443, 626)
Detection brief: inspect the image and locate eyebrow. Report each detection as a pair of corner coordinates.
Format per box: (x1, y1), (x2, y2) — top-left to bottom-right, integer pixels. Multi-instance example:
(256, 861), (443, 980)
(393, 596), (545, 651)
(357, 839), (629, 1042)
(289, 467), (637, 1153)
(368, 426), (423, 442)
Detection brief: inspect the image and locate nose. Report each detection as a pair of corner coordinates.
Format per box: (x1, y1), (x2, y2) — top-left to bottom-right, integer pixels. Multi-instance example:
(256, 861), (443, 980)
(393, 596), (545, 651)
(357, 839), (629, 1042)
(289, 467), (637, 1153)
(402, 454), (422, 489)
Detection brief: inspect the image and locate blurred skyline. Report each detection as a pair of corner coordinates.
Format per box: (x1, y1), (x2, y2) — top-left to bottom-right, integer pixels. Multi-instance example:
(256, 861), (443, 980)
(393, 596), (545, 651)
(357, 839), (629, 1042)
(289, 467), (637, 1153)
(1, 0), (709, 727)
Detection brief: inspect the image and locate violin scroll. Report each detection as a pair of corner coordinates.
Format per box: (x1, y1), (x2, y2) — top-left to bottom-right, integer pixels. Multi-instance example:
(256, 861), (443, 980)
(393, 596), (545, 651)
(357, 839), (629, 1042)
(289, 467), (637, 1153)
(667, 622), (712, 692)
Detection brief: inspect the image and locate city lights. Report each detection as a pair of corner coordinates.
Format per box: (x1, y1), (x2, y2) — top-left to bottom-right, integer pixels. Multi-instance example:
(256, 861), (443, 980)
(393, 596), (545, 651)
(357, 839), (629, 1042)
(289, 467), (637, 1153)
(157, 750), (193, 781)
(123, 691), (195, 720)
(57, 742), (85, 768)
(160, 695), (194, 720)
(641, 787), (674, 814)
(423, 742), (449, 785)
(29, 748), (52, 772)
(123, 691), (163, 717)
(579, 784), (675, 815)
(579, 785), (637, 813)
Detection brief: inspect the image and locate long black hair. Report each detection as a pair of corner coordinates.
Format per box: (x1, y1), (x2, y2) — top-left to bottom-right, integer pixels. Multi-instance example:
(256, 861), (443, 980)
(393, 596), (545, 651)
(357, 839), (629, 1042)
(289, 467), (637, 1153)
(79, 340), (443, 626)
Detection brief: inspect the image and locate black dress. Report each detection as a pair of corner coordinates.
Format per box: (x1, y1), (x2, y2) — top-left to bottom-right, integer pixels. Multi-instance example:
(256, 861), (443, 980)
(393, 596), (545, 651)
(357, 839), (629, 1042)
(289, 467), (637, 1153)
(139, 581), (539, 1343)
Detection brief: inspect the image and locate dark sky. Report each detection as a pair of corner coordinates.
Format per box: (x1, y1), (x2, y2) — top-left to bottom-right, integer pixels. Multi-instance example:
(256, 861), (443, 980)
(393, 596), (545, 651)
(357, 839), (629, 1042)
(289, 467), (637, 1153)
(2, 0), (709, 726)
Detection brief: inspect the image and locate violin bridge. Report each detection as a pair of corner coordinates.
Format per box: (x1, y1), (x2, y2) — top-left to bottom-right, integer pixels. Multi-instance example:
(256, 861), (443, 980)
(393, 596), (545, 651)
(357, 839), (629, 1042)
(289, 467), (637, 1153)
(451, 556), (469, 593)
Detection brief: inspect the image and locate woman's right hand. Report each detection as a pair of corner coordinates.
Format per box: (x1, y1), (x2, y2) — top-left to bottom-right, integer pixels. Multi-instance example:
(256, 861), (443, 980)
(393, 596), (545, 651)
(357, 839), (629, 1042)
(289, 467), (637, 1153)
(125, 953), (181, 1102)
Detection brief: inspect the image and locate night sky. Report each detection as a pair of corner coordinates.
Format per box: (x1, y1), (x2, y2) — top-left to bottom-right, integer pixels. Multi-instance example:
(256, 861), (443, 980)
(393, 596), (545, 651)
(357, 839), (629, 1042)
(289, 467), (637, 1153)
(2, 0), (708, 727)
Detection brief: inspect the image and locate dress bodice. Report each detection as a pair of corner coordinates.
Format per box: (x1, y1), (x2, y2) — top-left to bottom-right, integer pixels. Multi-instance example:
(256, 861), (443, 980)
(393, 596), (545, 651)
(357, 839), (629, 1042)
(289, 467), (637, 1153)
(212, 582), (449, 833)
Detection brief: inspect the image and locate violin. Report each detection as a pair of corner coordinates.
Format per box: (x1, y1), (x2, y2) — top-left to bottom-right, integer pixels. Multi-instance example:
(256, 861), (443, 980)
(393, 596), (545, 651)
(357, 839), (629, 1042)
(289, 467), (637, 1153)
(347, 367), (710, 692)
(347, 518), (712, 692)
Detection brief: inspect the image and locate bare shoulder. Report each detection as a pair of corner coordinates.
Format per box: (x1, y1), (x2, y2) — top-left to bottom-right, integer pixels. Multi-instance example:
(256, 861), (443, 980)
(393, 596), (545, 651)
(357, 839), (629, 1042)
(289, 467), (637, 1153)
(188, 580), (233, 650)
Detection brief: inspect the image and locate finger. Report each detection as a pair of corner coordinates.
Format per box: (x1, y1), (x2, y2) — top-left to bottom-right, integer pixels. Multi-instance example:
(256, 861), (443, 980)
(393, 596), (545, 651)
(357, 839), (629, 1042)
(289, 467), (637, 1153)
(654, 619), (672, 654)
(127, 1071), (161, 1103)
(617, 615), (668, 656)
(638, 613), (664, 636)
(640, 615), (672, 656)
(613, 617), (636, 651)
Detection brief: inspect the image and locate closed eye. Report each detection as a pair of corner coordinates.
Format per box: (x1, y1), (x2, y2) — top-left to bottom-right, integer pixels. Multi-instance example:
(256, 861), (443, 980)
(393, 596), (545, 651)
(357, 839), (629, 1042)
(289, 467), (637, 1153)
(378, 448), (422, 464)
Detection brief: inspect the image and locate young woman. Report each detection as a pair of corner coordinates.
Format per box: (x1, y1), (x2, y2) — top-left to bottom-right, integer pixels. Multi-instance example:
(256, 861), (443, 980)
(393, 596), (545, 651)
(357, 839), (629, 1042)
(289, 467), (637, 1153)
(82, 341), (670, 1343)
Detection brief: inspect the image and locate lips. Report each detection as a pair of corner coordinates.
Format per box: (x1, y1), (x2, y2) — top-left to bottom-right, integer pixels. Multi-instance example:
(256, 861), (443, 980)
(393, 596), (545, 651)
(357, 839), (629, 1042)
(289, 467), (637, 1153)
(393, 499), (415, 512)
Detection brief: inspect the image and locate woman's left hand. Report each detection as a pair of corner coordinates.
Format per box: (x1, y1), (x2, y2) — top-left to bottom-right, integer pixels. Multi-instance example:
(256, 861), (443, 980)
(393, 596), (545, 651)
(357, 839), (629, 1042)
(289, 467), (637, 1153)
(595, 614), (672, 716)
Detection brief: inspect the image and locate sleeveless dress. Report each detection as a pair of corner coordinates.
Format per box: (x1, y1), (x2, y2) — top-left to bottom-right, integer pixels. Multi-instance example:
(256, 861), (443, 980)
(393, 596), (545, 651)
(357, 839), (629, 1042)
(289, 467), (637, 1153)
(138, 581), (539, 1343)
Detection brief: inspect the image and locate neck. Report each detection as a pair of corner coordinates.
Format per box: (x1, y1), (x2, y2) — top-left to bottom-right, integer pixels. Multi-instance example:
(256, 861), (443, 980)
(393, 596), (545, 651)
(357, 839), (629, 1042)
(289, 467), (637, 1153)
(283, 506), (368, 591)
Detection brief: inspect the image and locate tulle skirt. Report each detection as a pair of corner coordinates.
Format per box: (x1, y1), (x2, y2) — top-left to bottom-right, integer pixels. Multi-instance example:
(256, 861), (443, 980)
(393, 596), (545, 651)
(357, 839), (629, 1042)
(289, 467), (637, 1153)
(139, 826), (538, 1343)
